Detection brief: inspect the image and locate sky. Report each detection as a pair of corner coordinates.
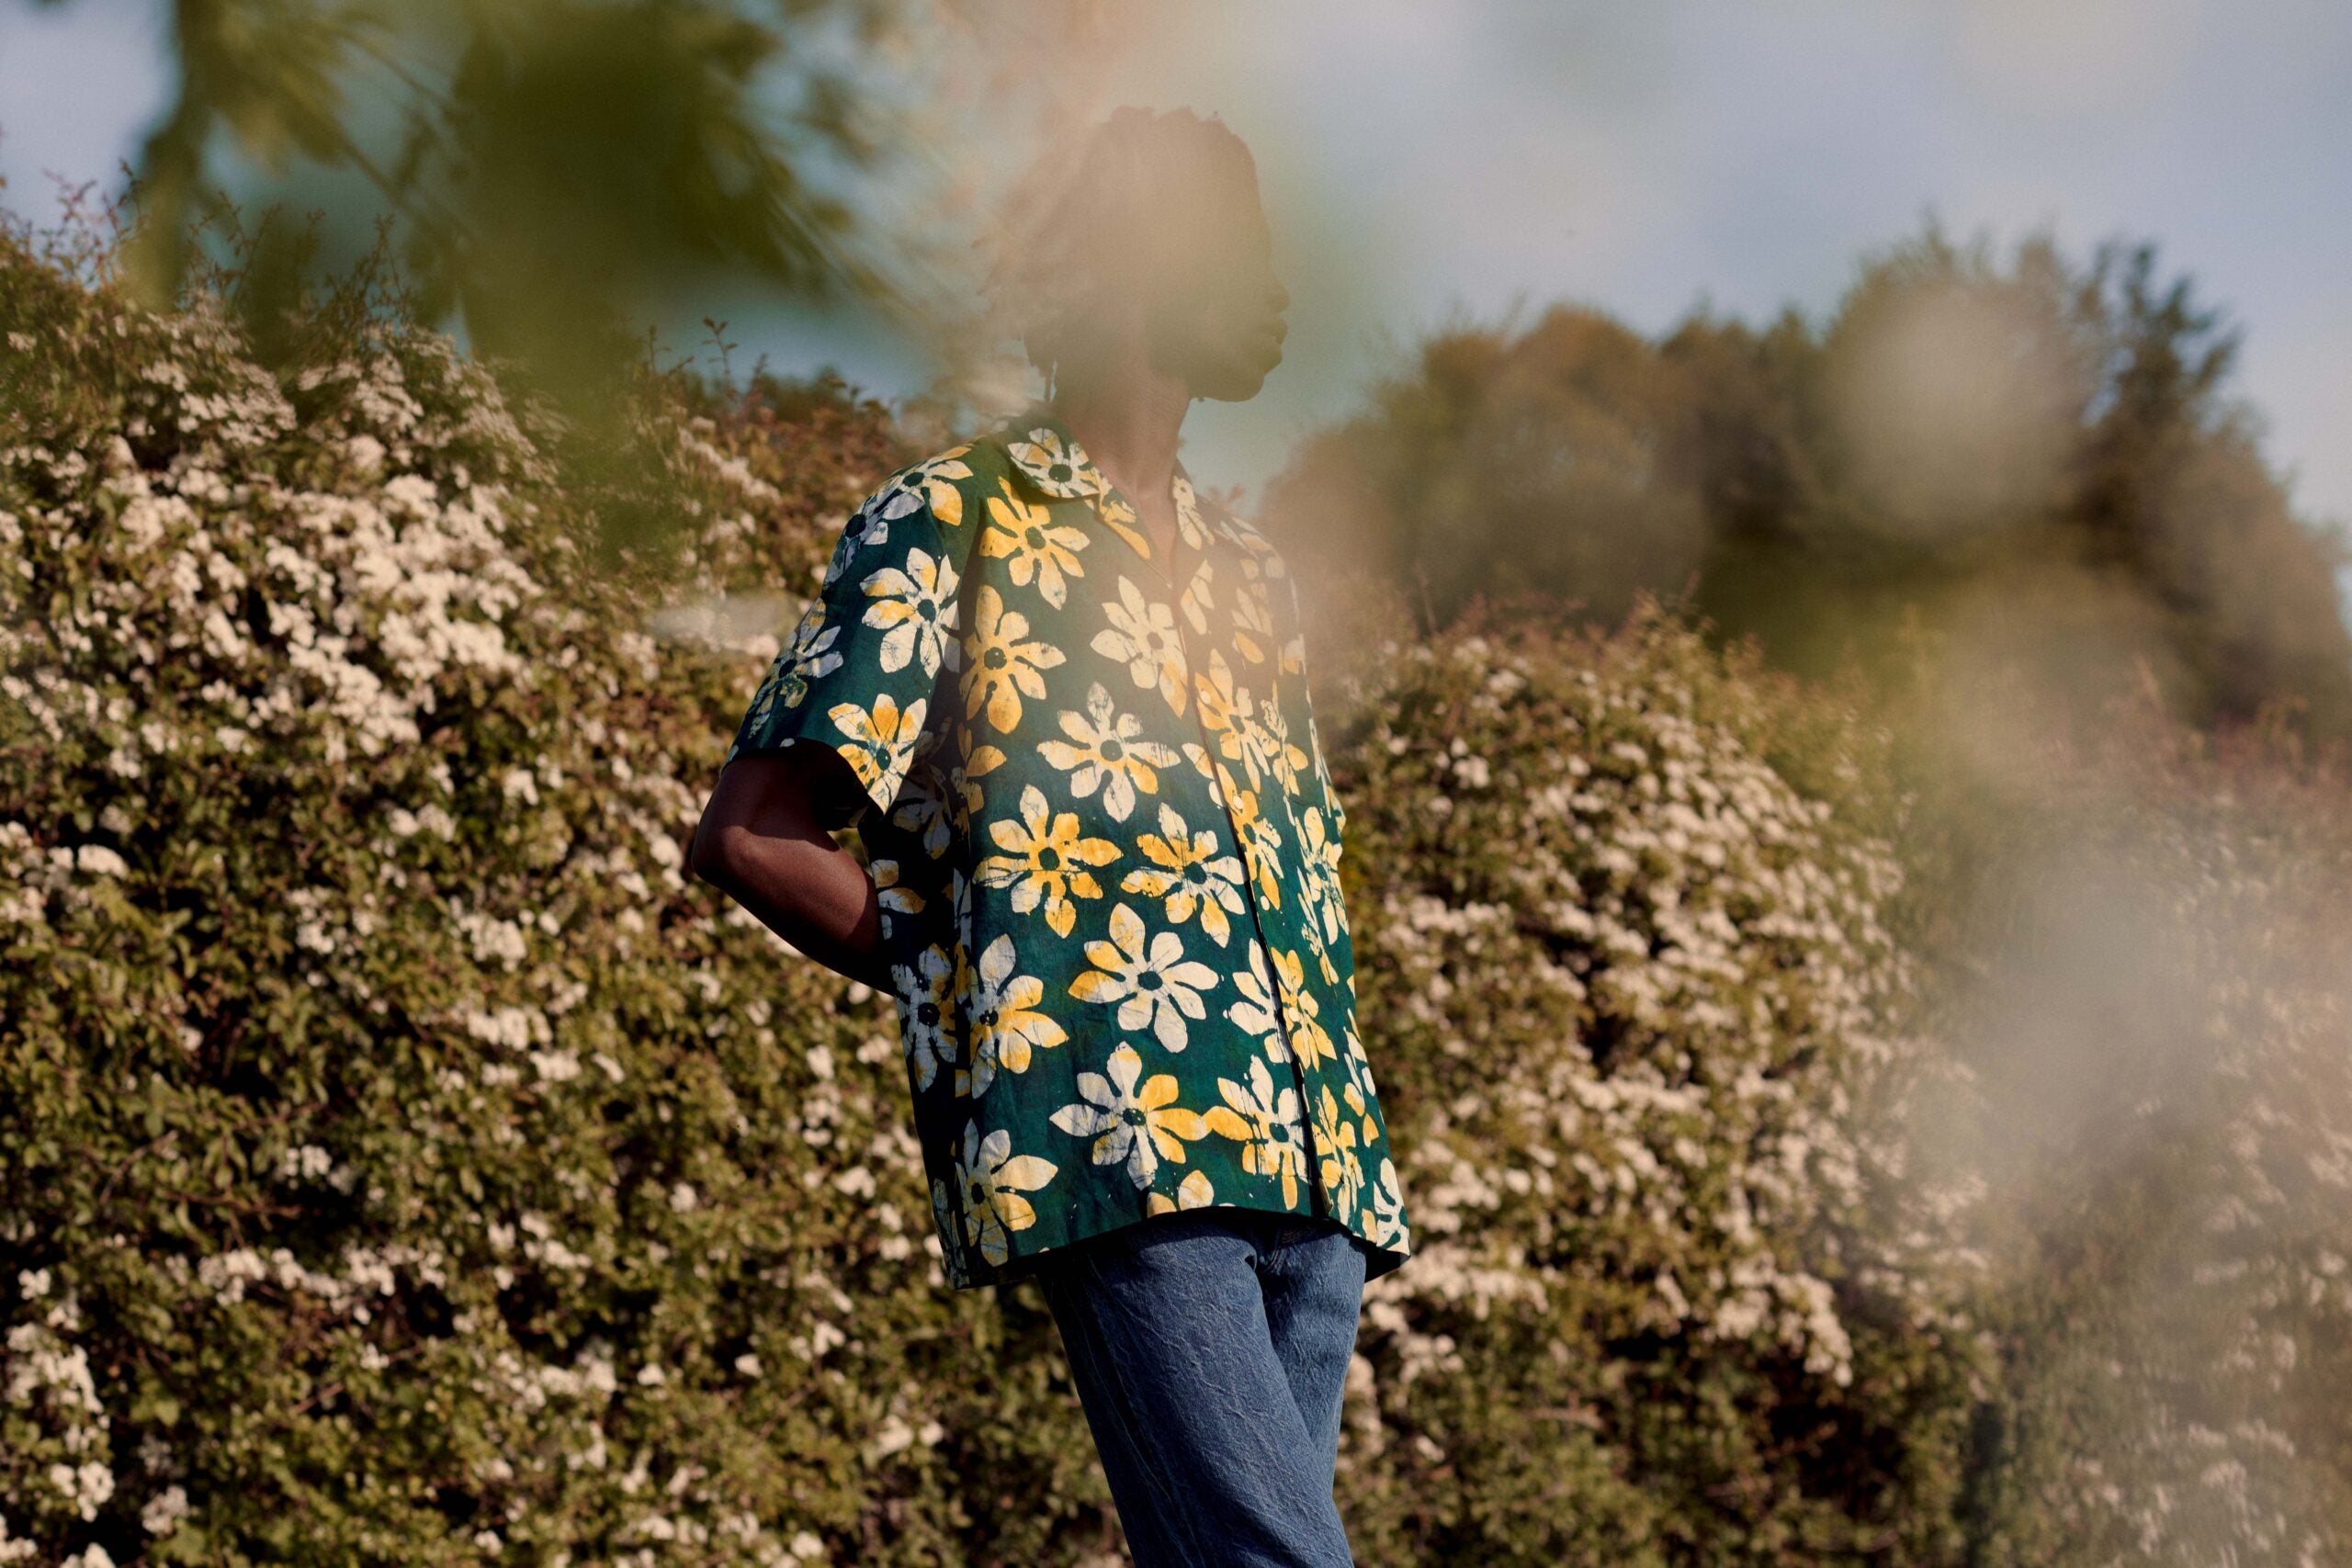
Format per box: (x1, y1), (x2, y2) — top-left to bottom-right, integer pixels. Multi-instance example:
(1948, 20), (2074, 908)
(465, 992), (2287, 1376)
(5, 0), (2349, 558)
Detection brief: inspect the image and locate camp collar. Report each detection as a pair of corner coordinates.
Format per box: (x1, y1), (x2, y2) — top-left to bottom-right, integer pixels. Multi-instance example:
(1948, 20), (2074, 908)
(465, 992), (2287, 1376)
(996, 402), (1244, 557)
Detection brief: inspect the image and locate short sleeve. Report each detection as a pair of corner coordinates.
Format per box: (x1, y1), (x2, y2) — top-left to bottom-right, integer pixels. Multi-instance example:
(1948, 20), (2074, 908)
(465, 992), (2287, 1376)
(1274, 558), (1347, 845)
(727, 482), (967, 818)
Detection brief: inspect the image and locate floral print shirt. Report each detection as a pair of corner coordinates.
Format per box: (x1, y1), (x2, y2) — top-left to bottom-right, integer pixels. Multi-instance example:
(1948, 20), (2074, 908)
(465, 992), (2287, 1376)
(727, 401), (1413, 1290)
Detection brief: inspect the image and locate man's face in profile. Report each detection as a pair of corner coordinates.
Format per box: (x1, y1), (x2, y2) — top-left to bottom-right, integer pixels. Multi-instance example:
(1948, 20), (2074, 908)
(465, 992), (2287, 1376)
(1141, 163), (1290, 403)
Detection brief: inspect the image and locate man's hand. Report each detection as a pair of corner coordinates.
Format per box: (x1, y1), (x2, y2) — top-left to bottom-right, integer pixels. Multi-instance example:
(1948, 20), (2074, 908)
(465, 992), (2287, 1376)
(688, 747), (897, 996)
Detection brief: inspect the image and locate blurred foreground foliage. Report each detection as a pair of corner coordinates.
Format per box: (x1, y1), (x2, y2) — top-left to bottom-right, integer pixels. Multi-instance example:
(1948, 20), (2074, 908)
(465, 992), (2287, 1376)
(1270, 219), (2352, 748)
(5, 203), (2352, 1565)
(11, 0), (938, 562)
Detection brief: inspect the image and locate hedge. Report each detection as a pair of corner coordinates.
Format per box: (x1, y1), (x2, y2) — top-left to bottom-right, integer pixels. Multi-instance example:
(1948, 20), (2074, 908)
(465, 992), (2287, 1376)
(25, 209), (2321, 1564)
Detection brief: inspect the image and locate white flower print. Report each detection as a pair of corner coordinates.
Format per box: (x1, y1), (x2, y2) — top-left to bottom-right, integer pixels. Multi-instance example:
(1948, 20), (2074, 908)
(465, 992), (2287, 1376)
(1256, 698), (1310, 797)
(1006, 427), (1107, 500)
(1069, 902), (1219, 1052)
(956, 933), (1068, 1100)
(1224, 942), (1287, 1061)
(891, 944), (957, 1091)
(1368, 1157), (1410, 1250)
(728, 410), (1412, 1287)
(825, 692), (927, 807)
(931, 1177), (971, 1285)
(1119, 801), (1248, 946)
(1313, 1082), (1368, 1224)
(1202, 1055), (1310, 1208)
(887, 758), (956, 859)
(1048, 1042), (1213, 1190)
(1091, 576), (1190, 717)
(958, 1122), (1058, 1267)
(883, 446), (977, 528)
(858, 547), (960, 677)
(1170, 472), (1214, 551)
(729, 601), (842, 752)
(870, 858), (925, 940)
(982, 477), (1090, 609)
(1036, 681), (1181, 822)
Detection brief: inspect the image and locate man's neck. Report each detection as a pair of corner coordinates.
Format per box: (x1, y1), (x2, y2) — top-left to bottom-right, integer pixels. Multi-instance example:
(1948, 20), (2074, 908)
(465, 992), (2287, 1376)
(1051, 367), (1192, 521)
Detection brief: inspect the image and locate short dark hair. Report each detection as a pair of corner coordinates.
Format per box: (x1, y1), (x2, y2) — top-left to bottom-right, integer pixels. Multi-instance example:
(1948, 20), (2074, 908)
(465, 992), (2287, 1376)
(981, 106), (1262, 386)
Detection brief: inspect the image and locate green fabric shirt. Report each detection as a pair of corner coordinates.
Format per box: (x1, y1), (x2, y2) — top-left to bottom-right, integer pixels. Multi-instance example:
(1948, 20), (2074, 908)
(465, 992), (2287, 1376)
(727, 400), (1414, 1290)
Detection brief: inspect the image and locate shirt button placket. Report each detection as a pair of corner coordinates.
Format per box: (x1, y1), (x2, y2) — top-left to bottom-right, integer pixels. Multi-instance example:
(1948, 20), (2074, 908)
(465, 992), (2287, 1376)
(1168, 544), (1329, 1222)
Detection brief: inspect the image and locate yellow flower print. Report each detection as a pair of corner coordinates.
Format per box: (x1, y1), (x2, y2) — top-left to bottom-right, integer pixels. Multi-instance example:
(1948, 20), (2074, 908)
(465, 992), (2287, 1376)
(1069, 902), (1220, 1052)
(956, 933), (1068, 1100)
(832, 451), (968, 592)
(977, 784), (1120, 938)
(827, 692), (927, 804)
(1258, 701), (1310, 797)
(950, 726), (1008, 830)
(1191, 646), (1247, 740)
(1036, 681), (1181, 822)
(865, 445), (975, 542)
(1195, 655), (1283, 794)
(1007, 428), (1106, 500)
(1201, 1055), (1309, 1208)
(1089, 487), (1155, 560)
(958, 1121), (1058, 1267)
(1313, 1082), (1367, 1224)
(822, 450), (968, 591)
(857, 547), (960, 678)
(1147, 1169), (1217, 1214)
(1120, 801), (1248, 947)
(1229, 709), (1288, 798)
(1091, 577), (1189, 716)
(1272, 945), (1338, 1072)
(1048, 1042), (1215, 1190)
(724, 411), (1416, 1284)
(1180, 740), (1222, 794)
(982, 477), (1090, 609)
(891, 943), (957, 1091)
(961, 584), (1064, 733)
(1215, 763), (1284, 908)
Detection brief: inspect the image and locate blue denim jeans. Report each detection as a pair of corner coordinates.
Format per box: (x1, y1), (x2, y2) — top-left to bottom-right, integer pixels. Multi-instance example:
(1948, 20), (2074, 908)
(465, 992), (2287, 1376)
(1033, 1206), (1372, 1567)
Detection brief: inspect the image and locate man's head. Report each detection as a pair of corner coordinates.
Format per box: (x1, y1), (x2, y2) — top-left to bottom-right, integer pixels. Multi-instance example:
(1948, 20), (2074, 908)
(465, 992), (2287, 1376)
(985, 107), (1288, 404)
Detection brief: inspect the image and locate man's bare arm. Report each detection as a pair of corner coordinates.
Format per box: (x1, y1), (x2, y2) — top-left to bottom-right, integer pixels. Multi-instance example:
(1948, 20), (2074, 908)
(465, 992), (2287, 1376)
(687, 749), (895, 995)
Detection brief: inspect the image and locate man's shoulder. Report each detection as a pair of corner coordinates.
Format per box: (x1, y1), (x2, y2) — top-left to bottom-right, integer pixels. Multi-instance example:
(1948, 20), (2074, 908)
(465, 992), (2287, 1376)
(870, 434), (989, 496)
(849, 431), (1021, 538)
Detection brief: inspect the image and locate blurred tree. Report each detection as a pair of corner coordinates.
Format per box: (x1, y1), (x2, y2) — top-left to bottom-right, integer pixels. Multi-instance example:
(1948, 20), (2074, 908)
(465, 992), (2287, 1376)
(12, 0), (930, 555)
(1267, 218), (2352, 743)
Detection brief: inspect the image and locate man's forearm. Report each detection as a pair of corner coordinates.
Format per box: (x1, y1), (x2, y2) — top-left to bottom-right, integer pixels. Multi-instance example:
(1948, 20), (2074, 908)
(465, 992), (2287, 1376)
(697, 827), (896, 995)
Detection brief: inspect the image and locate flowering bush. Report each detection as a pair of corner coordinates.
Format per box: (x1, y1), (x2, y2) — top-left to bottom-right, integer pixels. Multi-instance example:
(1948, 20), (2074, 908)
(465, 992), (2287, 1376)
(0, 223), (1105, 1567)
(1320, 607), (1984, 1563)
(2, 218), (1981, 1564)
(1911, 684), (2352, 1566)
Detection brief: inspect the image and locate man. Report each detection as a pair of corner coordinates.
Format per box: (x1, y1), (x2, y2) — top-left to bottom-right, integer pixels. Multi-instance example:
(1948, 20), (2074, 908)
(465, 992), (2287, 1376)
(689, 106), (1412, 1567)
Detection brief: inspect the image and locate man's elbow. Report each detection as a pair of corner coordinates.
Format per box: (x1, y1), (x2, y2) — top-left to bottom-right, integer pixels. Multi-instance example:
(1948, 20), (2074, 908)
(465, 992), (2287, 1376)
(687, 820), (741, 887)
